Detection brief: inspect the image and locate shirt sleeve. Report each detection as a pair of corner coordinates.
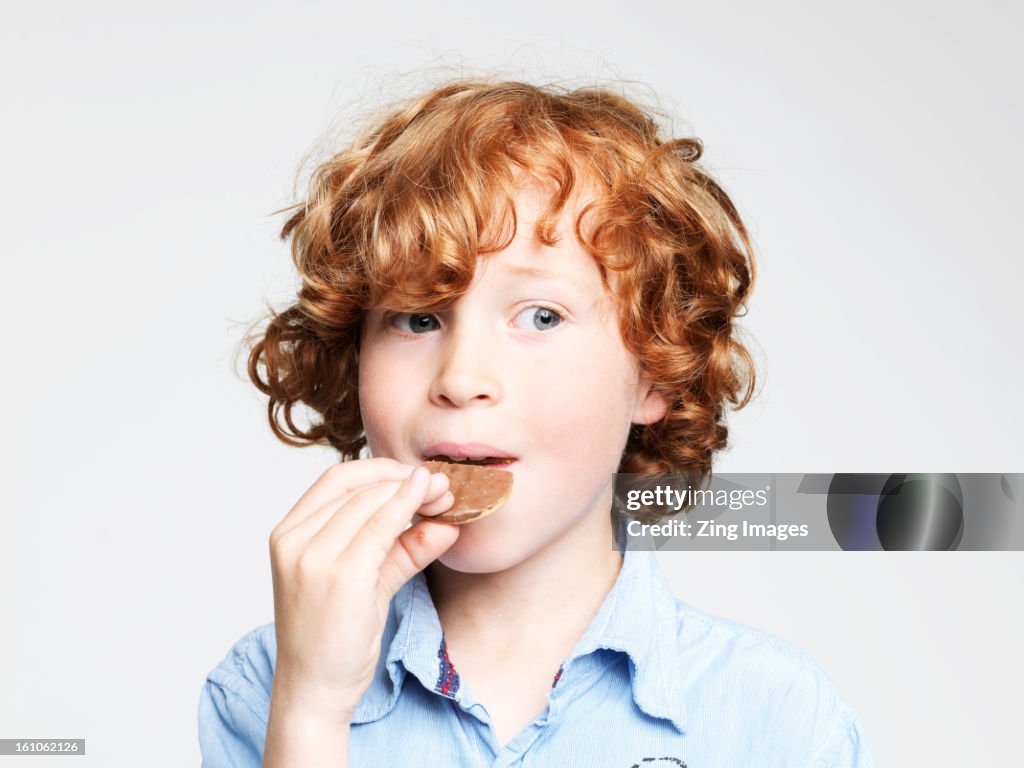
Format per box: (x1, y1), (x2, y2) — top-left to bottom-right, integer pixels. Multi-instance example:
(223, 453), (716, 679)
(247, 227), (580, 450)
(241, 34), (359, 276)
(734, 630), (877, 768)
(198, 625), (276, 768)
(809, 707), (877, 768)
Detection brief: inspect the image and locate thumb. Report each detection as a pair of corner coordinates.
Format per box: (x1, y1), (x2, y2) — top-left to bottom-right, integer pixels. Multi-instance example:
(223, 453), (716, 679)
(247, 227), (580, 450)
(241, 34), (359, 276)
(378, 519), (461, 597)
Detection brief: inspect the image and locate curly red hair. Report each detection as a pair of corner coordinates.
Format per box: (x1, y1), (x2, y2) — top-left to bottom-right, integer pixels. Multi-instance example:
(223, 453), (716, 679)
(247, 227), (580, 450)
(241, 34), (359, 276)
(243, 78), (757, 491)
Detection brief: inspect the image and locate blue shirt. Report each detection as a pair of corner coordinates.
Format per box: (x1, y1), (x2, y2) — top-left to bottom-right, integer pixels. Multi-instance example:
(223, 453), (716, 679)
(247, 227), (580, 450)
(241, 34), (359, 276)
(199, 549), (876, 767)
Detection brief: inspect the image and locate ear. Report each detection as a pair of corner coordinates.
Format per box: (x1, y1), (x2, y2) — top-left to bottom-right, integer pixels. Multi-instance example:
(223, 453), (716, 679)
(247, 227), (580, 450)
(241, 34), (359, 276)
(631, 374), (670, 426)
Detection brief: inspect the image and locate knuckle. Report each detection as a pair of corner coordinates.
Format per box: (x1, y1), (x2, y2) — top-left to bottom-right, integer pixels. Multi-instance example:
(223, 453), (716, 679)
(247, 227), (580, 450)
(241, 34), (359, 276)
(294, 550), (323, 577)
(269, 532), (297, 565)
(354, 481), (397, 507)
(361, 513), (398, 556)
(323, 462), (351, 483)
(362, 509), (390, 539)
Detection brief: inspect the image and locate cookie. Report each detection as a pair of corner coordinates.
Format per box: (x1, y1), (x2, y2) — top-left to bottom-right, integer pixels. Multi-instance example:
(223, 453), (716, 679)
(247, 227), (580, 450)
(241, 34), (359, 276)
(421, 460), (514, 524)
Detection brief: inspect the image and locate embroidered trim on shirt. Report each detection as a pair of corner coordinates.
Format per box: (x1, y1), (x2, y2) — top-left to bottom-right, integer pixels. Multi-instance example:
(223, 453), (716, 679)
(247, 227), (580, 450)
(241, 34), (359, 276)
(551, 663), (564, 689)
(434, 635), (460, 698)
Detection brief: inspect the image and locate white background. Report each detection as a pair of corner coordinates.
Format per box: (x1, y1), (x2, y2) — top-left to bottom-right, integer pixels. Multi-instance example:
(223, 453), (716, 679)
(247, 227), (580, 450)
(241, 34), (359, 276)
(2, 1), (1022, 765)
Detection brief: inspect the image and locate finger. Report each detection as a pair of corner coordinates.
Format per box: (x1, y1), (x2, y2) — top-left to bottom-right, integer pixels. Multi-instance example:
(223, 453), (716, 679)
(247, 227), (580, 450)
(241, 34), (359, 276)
(303, 480), (406, 562)
(413, 489), (455, 518)
(379, 519), (461, 597)
(282, 471), (449, 548)
(274, 458), (416, 537)
(341, 467), (437, 572)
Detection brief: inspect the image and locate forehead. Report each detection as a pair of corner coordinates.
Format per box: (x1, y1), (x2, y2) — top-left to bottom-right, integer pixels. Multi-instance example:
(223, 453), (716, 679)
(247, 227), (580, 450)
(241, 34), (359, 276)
(460, 204), (621, 334)
(375, 182), (614, 309)
(492, 186), (600, 271)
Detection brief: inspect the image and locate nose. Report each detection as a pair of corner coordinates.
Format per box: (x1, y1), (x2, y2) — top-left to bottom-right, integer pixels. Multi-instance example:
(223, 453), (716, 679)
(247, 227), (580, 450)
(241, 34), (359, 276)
(428, 324), (504, 408)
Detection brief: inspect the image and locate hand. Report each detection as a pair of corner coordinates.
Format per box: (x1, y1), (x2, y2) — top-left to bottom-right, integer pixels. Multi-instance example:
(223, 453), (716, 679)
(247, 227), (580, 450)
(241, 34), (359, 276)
(267, 457), (458, 725)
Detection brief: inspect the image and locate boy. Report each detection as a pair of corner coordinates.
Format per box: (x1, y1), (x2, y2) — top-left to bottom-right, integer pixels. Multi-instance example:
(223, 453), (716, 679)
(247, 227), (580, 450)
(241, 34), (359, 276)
(199, 79), (875, 766)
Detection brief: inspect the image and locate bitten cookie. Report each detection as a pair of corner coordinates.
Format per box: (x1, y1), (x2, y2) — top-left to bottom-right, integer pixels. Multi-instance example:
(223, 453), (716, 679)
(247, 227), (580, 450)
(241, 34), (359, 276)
(421, 460), (514, 524)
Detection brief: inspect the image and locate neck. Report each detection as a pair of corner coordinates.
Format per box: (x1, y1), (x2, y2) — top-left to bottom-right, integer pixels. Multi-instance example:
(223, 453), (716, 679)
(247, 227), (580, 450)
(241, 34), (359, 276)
(425, 513), (624, 654)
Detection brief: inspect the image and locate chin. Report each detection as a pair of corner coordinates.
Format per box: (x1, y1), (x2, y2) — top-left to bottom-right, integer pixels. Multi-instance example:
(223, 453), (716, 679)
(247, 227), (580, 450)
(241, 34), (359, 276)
(435, 540), (523, 574)
(433, 521), (538, 574)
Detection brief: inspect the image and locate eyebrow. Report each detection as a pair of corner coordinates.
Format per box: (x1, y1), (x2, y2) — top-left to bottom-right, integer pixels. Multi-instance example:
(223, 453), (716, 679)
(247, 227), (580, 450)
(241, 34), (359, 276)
(499, 263), (607, 301)
(502, 263), (585, 287)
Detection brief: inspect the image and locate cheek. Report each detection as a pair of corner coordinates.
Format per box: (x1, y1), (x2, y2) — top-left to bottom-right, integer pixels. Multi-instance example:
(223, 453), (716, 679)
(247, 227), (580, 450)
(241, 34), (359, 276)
(357, 348), (407, 450)
(530, 334), (638, 442)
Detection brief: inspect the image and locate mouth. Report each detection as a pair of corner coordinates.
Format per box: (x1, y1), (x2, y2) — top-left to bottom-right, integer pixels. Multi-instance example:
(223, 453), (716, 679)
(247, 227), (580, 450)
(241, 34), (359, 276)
(425, 455), (516, 468)
(421, 443), (518, 469)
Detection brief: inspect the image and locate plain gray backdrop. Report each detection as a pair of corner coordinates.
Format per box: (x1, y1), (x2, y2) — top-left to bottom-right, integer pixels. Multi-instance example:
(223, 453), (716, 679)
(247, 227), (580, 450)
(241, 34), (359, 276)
(2, 1), (1022, 765)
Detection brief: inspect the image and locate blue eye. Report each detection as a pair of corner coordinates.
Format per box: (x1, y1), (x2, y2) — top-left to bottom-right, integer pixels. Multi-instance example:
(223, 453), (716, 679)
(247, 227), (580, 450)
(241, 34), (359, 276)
(514, 306), (563, 331)
(392, 313), (440, 333)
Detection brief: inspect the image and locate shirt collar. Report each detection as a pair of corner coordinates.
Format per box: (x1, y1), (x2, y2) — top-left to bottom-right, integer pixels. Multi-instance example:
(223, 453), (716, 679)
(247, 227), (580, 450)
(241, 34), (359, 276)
(561, 546), (687, 732)
(352, 547), (687, 733)
(350, 569), (445, 724)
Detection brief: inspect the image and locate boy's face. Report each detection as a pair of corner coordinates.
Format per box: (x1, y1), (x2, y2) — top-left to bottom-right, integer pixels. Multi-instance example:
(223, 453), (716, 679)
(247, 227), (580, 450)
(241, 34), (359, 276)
(358, 187), (668, 573)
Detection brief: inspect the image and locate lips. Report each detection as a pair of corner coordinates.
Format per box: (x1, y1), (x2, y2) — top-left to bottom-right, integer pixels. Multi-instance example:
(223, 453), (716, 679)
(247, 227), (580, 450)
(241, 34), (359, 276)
(427, 455), (513, 467)
(421, 442), (517, 468)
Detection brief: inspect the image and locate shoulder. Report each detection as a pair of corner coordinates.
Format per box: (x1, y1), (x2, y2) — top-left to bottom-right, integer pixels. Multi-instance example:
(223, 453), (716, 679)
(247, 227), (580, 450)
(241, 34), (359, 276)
(671, 598), (831, 689)
(668, 601), (873, 766)
(198, 624), (277, 765)
(201, 623), (277, 722)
